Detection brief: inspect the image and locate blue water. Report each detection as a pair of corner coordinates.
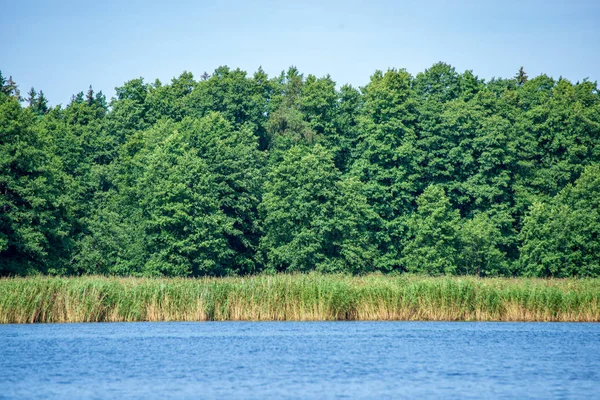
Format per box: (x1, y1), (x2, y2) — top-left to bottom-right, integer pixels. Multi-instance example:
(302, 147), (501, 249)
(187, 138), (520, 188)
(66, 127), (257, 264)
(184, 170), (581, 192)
(0, 322), (598, 399)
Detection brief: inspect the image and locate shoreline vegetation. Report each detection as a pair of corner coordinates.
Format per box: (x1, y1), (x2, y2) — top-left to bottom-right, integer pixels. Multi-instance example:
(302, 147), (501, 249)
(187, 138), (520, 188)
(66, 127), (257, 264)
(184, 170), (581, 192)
(2, 65), (600, 280)
(1, 274), (599, 324)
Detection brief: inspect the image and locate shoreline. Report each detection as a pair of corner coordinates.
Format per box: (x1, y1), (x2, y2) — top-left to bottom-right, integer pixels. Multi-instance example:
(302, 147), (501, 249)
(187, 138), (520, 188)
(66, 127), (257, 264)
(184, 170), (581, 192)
(1, 274), (599, 323)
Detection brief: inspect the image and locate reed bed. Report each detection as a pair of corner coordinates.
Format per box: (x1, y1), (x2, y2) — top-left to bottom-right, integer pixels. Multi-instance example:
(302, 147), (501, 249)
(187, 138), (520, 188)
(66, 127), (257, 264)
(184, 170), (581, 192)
(1, 274), (599, 323)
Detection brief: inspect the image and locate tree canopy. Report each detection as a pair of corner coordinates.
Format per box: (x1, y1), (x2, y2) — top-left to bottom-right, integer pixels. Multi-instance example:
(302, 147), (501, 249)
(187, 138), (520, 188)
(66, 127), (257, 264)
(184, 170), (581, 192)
(1, 64), (598, 277)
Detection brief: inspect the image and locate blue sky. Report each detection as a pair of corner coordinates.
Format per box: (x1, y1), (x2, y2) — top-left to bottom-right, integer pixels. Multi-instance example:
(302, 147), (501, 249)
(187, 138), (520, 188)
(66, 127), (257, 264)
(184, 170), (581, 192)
(2, 0), (599, 106)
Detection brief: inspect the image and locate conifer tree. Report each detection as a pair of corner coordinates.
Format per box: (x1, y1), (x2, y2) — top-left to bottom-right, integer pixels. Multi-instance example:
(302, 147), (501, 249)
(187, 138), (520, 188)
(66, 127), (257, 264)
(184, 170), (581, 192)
(515, 66), (528, 85)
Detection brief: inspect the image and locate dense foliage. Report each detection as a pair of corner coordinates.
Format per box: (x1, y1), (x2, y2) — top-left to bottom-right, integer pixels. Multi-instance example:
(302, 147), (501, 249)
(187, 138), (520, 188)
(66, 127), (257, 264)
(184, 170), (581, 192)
(1, 64), (599, 277)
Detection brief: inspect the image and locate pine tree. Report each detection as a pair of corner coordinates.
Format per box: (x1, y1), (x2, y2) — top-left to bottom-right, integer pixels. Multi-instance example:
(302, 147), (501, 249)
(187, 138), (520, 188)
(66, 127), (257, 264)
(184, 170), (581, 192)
(6, 76), (20, 100)
(26, 87), (37, 107)
(0, 71), (6, 95)
(86, 85), (94, 105)
(35, 90), (49, 114)
(515, 67), (528, 85)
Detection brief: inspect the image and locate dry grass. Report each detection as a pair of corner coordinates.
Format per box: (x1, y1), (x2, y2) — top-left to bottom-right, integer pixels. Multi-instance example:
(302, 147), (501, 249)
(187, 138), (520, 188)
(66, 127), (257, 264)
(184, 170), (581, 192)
(1, 274), (599, 323)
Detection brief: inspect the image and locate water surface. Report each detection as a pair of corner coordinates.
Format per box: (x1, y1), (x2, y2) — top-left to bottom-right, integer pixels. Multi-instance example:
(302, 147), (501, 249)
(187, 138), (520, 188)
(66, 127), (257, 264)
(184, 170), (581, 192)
(1, 322), (598, 399)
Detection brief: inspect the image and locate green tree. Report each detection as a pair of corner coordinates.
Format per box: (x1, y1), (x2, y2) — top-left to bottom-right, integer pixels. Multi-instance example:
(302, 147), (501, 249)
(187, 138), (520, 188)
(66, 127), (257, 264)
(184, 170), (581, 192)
(334, 84), (363, 172)
(414, 62), (461, 103)
(403, 186), (461, 275)
(513, 77), (600, 217)
(106, 78), (151, 145)
(178, 113), (265, 274)
(519, 165), (600, 277)
(417, 93), (516, 215)
(76, 113), (264, 276)
(185, 66), (271, 147)
(460, 212), (509, 276)
(515, 67), (528, 86)
(260, 145), (378, 273)
(0, 93), (72, 274)
(145, 71), (195, 123)
(0, 72), (21, 100)
(1, 65), (598, 278)
(350, 68), (419, 270)
(72, 200), (146, 275)
(138, 134), (234, 276)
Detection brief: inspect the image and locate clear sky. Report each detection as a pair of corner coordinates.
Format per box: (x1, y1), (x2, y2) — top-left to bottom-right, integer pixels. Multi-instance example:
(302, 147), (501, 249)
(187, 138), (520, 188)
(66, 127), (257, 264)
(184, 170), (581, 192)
(2, 0), (599, 106)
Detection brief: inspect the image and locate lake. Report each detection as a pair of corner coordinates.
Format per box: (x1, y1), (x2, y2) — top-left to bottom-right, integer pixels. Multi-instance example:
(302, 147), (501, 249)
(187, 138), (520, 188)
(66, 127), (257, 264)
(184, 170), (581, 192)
(1, 322), (598, 399)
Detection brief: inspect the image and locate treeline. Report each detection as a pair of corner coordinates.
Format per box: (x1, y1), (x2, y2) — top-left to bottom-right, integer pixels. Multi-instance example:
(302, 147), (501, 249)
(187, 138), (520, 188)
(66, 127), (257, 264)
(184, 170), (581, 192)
(0, 64), (599, 277)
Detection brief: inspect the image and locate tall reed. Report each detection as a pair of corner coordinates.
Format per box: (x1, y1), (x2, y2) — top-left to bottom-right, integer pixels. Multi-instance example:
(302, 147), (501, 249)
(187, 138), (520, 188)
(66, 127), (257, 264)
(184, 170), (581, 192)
(1, 274), (599, 323)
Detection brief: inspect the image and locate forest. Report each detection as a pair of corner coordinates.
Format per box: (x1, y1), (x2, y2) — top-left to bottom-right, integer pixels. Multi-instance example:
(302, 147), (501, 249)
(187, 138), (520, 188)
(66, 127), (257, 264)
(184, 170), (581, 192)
(1, 63), (599, 278)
